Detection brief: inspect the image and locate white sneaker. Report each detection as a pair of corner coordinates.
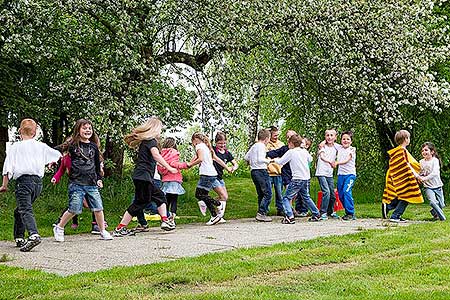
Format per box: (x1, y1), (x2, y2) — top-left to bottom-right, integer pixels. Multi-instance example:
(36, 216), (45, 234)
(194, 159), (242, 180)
(198, 201), (207, 216)
(53, 225), (64, 242)
(100, 230), (113, 240)
(218, 218), (227, 224)
(206, 215), (221, 226)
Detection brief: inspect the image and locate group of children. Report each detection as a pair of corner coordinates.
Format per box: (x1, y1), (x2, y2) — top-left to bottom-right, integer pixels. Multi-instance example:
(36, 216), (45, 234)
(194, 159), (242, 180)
(0, 118), (445, 252)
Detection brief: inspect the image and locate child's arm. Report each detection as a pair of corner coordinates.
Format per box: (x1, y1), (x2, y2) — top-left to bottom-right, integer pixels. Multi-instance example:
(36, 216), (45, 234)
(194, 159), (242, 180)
(0, 175), (9, 192)
(274, 150), (291, 167)
(189, 149), (204, 167)
(212, 153), (232, 172)
(170, 160), (190, 169)
(230, 159), (239, 172)
(151, 147), (177, 173)
(335, 153), (352, 166)
(51, 156), (68, 184)
(419, 159), (440, 182)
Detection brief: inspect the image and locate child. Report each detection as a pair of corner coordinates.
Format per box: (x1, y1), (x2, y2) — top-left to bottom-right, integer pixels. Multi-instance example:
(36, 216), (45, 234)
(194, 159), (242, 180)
(1, 119), (61, 251)
(189, 132), (231, 226)
(334, 131), (357, 220)
(113, 117), (177, 236)
(315, 129), (339, 220)
(274, 134), (321, 223)
(244, 129), (273, 222)
(416, 142), (446, 221)
(212, 132), (239, 223)
(158, 137), (191, 224)
(382, 130), (424, 222)
(53, 119), (113, 241)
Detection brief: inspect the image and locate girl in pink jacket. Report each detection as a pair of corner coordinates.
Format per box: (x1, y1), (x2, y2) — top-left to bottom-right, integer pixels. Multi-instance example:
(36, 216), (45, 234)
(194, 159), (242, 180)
(157, 138), (191, 223)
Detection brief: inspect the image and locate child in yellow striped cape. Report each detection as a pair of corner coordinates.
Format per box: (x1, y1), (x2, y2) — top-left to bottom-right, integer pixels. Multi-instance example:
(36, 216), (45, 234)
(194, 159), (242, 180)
(382, 130), (424, 222)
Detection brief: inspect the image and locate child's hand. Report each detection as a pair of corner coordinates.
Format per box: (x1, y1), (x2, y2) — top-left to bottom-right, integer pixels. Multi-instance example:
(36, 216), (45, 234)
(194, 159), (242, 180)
(330, 161), (337, 168)
(97, 180), (103, 188)
(227, 166), (233, 173)
(0, 185), (7, 193)
(168, 167), (178, 174)
(51, 178), (57, 185)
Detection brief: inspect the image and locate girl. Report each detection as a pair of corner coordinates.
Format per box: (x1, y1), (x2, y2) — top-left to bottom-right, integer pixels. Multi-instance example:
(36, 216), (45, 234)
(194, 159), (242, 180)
(53, 119), (113, 241)
(417, 142), (446, 221)
(334, 131), (357, 220)
(113, 117), (177, 237)
(158, 137), (191, 224)
(189, 132), (231, 225)
(212, 132), (238, 223)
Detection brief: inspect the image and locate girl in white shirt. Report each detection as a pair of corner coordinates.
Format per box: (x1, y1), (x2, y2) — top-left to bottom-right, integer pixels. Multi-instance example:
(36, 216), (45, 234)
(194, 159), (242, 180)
(417, 142), (446, 221)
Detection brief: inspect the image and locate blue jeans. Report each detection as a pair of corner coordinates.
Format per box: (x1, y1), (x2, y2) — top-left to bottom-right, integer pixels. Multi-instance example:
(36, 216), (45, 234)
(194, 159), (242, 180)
(337, 174), (356, 215)
(197, 175), (218, 191)
(317, 176), (336, 215)
(270, 175), (284, 212)
(387, 199), (409, 219)
(282, 179), (319, 218)
(425, 187), (446, 220)
(68, 183), (103, 214)
(14, 175), (42, 238)
(251, 169), (272, 214)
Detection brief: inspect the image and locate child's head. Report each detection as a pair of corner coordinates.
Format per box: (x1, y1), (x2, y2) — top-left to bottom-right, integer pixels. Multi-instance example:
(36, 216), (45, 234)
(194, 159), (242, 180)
(191, 132), (212, 148)
(394, 130), (410, 146)
(301, 137), (312, 150)
(19, 118), (37, 138)
(288, 134), (302, 148)
(340, 131), (353, 148)
(269, 126), (279, 141)
(215, 131), (227, 149)
(162, 137), (177, 150)
(125, 116), (162, 148)
(71, 119), (98, 145)
(421, 142), (437, 159)
(286, 130), (296, 141)
(324, 128), (337, 144)
(257, 129), (270, 144)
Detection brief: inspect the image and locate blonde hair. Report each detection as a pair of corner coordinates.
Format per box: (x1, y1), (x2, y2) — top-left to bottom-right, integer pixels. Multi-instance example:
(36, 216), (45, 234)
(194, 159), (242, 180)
(125, 117), (162, 149)
(192, 132), (213, 153)
(325, 128), (337, 136)
(288, 134), (302, 147)
(257, 129), (270, 141)
(394, 130), (410, 145)
(19, 118), (37, 137)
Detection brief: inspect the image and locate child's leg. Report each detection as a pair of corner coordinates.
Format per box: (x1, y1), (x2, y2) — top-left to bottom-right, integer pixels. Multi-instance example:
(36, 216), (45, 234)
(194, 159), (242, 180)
(326, 177), (336, 215)
(390, 200), (408, 220)
(251, 171), (264, 210)
(15, 176), (43, 237)
(213, 180), (228, 217)
(195, 188), (218, 216)
(281, 181), (300, 218)
(166, 193), (178, 215)
(426, 188), (446, 221)
(298, 180), (320, 217)
(317, 176), (331, 215)
(83, 186), (106, 231)
(340, 175), (356, 216)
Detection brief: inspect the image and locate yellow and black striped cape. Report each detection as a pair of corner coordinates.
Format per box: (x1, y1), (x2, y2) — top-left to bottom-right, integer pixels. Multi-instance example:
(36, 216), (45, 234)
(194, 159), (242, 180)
(382, 145), (424, 204)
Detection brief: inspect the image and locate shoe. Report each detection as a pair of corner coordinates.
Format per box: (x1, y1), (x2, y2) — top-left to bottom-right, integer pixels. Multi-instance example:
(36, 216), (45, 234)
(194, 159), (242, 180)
(197, 201), (207, 216)
(112, 227), (135, 237)
(281, 216), (296, 224)
(329, 212), (340, 219)
(218, 218), (227, 224)
(206, 215), (222, 225)
(20, 234), (41, 252)
(297, 212), (308, 217)
(15, 238), (26, 248)
(53, 225), (64, 242)
(308, 215), (321, 222)
(161, 219), (176, 231)
(342, 214), (356, 221)
(91, 224), (101, 235)
(255, 213), (273, 222)
(133, 224), (150, 233)
(389, 218), (407, 223)
(100, 230), (113, 240)
(71, 223), (79, 230)
(382, 202), (388, 219)
(320, 213), (328, 220)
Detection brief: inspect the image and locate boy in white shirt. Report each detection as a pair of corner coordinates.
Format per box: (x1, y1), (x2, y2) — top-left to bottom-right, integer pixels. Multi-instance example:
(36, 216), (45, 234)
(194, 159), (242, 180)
(274, 134), (321, 223)
(244, 129), (272, 222)
(1, 119), (61, 252)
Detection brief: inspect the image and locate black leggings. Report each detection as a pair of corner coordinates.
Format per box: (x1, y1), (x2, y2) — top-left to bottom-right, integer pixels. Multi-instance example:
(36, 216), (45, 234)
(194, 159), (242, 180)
(195, 188), (220, 216)
(128, 179), (166, 217)
(166, 193), (179, 214)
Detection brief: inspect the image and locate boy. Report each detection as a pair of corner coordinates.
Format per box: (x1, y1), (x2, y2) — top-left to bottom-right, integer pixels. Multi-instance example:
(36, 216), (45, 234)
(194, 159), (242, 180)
(382, 129), (423, 222)
(274, 134), (321, 223)
(315, 129), (339, 220)
(245, 129), (272, 222)
(1, 119), (61, 251)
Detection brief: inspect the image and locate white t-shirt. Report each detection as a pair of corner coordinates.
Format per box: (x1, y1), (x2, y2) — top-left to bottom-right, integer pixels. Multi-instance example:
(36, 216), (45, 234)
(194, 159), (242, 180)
(275, 147), (312, 180)
(196, 143), (217, 176)
(315, 144), (337, 177)
(244, 142), (268, 170)
(2, 139), (61, 179)
(420, 157), (443, 188)
(336, 145), (356, 175)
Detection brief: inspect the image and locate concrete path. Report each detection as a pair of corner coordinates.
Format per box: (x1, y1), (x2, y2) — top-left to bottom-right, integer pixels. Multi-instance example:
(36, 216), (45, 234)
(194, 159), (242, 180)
(0, 218), (403, 276)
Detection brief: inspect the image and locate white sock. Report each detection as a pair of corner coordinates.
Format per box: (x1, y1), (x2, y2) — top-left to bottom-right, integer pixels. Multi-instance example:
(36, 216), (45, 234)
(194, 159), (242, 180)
(220, 201), (227, 216)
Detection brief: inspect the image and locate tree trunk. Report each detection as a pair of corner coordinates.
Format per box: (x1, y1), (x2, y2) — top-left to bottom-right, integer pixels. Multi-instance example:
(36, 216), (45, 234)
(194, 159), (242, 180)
(103, 134), (124, 177)
(0, 125), (7, 170)
(247, 84), (261, 149)
(374, 119), (396, 167)
(51, 112), (68, 147)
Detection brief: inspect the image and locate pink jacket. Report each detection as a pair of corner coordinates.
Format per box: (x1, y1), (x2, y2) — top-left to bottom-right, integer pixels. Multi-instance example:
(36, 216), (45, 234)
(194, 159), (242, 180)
(158, 148), (188, 183)
(52, 154), (71, 184)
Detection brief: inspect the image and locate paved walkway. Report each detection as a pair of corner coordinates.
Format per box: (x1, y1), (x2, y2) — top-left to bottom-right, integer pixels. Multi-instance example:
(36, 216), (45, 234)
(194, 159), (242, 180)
(0, 218), (403, 276)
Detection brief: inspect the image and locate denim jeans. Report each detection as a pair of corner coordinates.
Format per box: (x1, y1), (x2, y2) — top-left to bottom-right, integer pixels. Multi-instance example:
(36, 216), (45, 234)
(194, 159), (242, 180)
(282, 179), (319, 218)
(68, 183), (103, 214)
(317, 176), (336, 215)
(14, 175), (43, 238)
(425, 187), (446, 220)
(337, 174), (356, 215)
(251, 169), (272, 214)
(270, 175), (284, 212)
(388, 199), (409, 219)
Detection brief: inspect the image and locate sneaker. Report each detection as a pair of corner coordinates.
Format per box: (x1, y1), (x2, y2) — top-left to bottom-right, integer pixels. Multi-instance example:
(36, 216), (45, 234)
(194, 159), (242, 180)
(71, 223), (79, 230)
(91, 224), (101, 235)
(329, 212), (340, 219)
(161, 219), (176, 231)
(342, 214), (356, 221)
(430, 209), (439, 220)
(53, 225), (64, 242)
(15, 238), (26, 248)
(382, 202), (388, 219)
(197, 201), (207, 216)
(320, 213), (328, 220)
(100, 230), (113, 240)
(218, 218), (227, 224)
(281, 216), (296, 224)
(255, 213), (272, 222)
(20, 234), (41, 252)
(389, 218), (407, 223)
(112, 227), (135, 237)
(297, 212), (308, 217)
(308, 215), (321, 222)
(206, 215), (222, 225)
(133, 224), (150, 233)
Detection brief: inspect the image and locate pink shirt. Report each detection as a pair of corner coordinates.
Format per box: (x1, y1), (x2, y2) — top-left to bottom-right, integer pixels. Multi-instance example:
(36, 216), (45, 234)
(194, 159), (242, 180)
(157, 148), (188, 183)
(52, 155), (71, 183)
